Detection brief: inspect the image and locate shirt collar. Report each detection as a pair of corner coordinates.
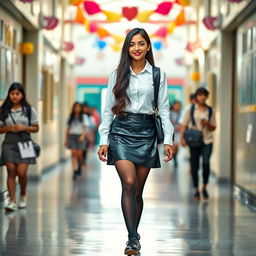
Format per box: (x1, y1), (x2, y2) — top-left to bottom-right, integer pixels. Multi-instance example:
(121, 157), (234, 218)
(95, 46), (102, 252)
(130, 60), (152, 75)
(11, 108), (22, 113)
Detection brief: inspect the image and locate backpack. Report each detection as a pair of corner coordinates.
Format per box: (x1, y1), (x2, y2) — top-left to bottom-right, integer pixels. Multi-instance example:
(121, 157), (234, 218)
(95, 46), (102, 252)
(184, 104), (213, 147)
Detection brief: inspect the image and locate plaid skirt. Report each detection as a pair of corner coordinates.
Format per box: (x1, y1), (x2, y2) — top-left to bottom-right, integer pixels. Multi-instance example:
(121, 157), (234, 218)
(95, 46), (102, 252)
(0, 132), (36, 166)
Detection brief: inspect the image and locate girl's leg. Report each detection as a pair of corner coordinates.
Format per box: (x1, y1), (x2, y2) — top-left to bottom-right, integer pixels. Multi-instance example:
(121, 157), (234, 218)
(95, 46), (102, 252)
(71, 149), (78, 171)
(202, 143), (213, 190)
(115, 160), (138, 240)
(77, 150), (84, 173)
(16, 163), (29, 196)
(6, 163), (18, 202)
(135, 165), (150, 230)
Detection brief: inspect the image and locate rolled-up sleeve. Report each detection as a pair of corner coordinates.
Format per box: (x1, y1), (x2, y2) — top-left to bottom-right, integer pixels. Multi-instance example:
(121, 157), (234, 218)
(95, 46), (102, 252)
(98, 71), (116, 145)
(158, 71), (174, 145)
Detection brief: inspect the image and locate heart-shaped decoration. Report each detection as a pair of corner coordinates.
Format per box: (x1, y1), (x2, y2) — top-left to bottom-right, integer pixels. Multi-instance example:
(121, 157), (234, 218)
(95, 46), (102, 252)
(122, 7), (138, 21)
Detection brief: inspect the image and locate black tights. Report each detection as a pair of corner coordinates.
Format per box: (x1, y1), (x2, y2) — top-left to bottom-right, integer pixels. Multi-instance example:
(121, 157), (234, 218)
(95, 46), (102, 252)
(115, 160), (150, 240)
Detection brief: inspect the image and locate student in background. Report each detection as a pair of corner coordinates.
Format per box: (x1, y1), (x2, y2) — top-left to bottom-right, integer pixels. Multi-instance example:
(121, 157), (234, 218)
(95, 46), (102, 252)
(0, 82), (39, 211)
(169, 100), (182, 168)
(180, 87), (216, 200)
(65, 102), (87, 179)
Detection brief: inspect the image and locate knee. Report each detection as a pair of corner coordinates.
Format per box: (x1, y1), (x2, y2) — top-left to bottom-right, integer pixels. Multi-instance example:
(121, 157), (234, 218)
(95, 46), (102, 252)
(17, 172), (27, 179)
(203, 161), (210, 167)
(7, 171), (16, 178)
(123, 179), (137, 193)
(71, 151), (77, 157)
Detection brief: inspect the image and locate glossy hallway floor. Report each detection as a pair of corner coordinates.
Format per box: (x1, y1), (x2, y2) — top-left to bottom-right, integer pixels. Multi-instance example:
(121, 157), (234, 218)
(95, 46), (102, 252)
(0, 148), (255, 256)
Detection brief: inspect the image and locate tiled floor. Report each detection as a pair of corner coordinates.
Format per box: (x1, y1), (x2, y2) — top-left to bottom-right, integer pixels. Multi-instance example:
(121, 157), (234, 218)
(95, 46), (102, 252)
(0, 148), (255, 256)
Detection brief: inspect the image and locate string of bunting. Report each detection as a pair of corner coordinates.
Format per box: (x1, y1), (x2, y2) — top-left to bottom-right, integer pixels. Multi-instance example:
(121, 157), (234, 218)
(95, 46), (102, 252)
(67, 0), (191, 51)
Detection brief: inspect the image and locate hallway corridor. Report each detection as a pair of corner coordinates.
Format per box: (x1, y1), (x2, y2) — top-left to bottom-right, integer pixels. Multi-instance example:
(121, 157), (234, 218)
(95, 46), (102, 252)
(0, 149), (255, 256)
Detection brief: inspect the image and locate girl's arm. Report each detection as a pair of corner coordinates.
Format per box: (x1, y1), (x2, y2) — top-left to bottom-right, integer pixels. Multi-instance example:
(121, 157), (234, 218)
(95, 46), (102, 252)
(24, 124), (39, 133)
(0, 125), (15, 134)
(64, 127), (70, 147)
(98, 71), (116, 145)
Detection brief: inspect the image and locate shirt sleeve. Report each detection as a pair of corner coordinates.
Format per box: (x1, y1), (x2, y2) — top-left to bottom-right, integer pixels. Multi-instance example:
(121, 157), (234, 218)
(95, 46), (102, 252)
(158, 70), (174, 145)
(210, 109), (216, 127)
(83, 114), (89, 127)
(30, 107), (38, 125)
(182, 106), (191, 127)
(98, 71), (116, 145)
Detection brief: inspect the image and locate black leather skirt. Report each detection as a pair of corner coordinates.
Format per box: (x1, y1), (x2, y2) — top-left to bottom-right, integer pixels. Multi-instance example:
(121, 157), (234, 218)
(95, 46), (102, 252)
(107, 112), (160, 168)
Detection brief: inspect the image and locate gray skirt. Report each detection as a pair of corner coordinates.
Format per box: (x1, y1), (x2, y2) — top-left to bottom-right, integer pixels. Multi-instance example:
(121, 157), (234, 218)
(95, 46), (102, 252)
(67, 134), (86, 150)
(107, 112), (160, 168)
(0, 132), (36, 166)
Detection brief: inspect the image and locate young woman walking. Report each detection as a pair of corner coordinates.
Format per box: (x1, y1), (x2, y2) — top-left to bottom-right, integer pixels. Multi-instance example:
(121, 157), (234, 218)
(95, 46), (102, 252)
(65, 102), (87, 179)
(98, 28), (174, 255)
(0, 82), (39, 211)
(180, 87), (216, 200)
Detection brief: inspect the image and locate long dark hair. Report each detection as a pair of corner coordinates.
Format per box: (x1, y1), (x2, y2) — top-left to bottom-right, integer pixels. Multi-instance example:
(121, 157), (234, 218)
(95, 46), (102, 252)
(0, 82), (31, 122)
(112, 28), (155, 115)
(68, 102), (83, 126)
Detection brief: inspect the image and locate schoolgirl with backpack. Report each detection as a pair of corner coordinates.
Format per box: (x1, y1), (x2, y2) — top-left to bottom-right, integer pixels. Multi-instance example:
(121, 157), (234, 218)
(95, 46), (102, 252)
(180, 87), (216, 200)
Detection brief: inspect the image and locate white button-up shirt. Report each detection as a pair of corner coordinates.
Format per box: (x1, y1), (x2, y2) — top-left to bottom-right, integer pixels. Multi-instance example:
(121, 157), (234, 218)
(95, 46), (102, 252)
(98, 61), (174, 145)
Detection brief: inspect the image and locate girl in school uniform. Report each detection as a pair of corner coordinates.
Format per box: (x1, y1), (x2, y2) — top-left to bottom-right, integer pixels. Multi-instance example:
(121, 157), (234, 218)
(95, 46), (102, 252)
(65, 102), (87, 179)
(0, 82), (39, 211)
(98, 28), (174, 255)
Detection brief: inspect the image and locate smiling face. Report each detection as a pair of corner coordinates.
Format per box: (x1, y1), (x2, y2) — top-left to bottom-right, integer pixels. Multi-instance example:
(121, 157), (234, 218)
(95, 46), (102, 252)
(128, 33), (150, 62)
(9, 89), (23, 105)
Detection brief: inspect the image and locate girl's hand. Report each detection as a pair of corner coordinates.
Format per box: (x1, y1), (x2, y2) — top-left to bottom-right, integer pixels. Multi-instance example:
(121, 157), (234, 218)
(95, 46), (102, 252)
(97, 145), (109, 162)
(163, 144), (173, 162)
(11, 124), (26, 132)
(181, 138), (187, 147)
(78, 135), (85, 142)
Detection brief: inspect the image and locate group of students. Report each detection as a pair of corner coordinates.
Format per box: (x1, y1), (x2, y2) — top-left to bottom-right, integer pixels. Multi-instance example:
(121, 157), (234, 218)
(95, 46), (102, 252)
(0, 84), (100, 211)
(0, 27), (216, 255)
(65, 102), (100, 180)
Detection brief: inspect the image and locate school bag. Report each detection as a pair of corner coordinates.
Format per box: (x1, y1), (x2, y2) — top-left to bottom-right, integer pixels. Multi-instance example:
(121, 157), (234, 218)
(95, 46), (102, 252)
(184, 104), (212, 147)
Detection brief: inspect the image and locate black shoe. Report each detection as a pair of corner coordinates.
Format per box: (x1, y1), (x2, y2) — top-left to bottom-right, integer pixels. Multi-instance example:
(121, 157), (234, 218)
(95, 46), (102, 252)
(124, 239), (141, 255)
(75, 169), (81, 176)
(193, 191), (200, 200)
(202, 189), (209, 199)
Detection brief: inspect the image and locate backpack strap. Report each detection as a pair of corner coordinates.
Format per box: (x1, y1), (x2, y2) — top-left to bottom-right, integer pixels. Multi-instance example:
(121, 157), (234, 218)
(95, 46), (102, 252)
(207, 105), (212, 121)
(190, 104), (212, 127)
(152, 67), (161, 111)
(190, 104), (196, 126)
(27, 106), (32, 126)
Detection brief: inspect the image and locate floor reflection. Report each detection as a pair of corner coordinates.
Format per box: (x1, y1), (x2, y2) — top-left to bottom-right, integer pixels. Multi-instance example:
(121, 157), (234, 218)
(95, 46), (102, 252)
(0, 148), (255, 256)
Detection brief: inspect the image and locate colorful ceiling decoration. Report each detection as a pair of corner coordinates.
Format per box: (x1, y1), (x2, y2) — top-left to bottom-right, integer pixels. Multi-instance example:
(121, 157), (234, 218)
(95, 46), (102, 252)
(43, 16), (59, 30)
(68, 0), (192, 52)
(18, 0), (35, 3)
(63, 41), (75, 51)
(227, 0), (243, 2)
(203, 16), (221, 30)
(122, 7), (138, 21)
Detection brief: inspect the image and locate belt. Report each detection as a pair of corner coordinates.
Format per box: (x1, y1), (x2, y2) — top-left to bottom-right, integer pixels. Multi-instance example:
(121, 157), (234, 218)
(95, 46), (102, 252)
(120, 112), (154, 120)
